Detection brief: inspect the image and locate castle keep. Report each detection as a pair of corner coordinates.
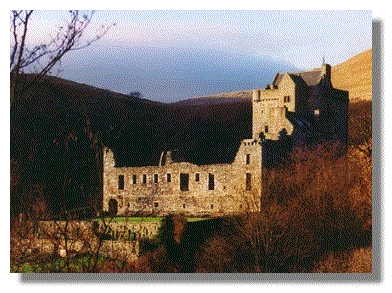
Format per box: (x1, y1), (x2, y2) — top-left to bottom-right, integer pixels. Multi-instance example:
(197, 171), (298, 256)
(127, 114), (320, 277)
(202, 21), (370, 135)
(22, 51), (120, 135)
(102, 63), (348, 217)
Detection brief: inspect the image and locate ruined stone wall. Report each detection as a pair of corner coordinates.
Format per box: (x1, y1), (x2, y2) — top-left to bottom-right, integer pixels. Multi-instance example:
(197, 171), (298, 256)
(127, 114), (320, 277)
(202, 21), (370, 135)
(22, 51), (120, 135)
(103, 139), (262, 217)
(32, 220), (161, 260)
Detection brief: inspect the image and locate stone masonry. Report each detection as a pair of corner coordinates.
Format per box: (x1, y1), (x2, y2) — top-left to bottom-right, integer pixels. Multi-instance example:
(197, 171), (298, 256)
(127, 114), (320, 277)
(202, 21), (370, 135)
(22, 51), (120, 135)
(102, 63), (348, 217)
(103, 139), (262, 217)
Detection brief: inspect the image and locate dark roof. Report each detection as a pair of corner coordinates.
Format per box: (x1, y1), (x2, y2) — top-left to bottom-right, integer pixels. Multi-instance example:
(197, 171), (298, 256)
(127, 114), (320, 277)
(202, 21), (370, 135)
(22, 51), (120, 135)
(272, 73), (284, 87)
(272, 68), (324, 89)
(288, 74), (309, 88)
(296, 69), (322, 86)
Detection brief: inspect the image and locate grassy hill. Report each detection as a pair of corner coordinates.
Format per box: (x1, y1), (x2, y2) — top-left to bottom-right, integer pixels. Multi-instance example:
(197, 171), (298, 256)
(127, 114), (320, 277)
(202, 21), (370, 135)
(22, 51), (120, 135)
(174, 90), (252, 106)
(10, 49), (372, 217)
(331, 49), (372, 102)
(178, 49), (373, 105)
(10, 74), (251, 216)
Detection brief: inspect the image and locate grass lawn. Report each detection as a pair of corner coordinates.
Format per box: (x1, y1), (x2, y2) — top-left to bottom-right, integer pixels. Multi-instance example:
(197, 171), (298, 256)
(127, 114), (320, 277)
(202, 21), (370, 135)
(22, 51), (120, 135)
(93, 217), (208, 223)
(11, 254), (113, 273)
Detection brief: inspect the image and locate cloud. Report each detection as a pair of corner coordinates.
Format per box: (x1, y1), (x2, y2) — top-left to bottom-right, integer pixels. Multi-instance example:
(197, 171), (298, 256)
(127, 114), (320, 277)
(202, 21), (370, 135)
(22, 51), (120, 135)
(59, 45), (298, 103)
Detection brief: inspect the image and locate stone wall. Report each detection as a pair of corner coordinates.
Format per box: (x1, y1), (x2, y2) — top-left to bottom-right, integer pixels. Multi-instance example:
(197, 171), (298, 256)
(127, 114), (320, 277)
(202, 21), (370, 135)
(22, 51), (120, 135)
(28, 220), (162, 260)
(252, 73), (295, 140)
(103, 139), (262, 217)
(102, 63), (348, 218)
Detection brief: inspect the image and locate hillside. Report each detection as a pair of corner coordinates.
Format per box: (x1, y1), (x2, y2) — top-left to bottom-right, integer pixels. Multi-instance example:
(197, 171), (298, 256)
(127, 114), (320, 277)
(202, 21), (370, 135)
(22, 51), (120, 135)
(10, 49), (372, 217)
(10, 74), (251, 216)
(178, 49), (373, 105)
(174, 90), (252, 106)
(331, 49), (372, 102)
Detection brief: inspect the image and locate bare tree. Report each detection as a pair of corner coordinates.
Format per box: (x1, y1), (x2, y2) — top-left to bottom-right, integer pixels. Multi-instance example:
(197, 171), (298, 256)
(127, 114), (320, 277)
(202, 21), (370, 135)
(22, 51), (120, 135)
(10, 10), (115, 105)
(10, 10), (115, 221)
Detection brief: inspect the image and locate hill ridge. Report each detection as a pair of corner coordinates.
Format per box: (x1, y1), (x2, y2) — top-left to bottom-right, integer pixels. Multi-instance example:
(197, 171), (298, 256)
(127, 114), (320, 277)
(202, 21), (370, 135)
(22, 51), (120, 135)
(175, 49), (372, 105)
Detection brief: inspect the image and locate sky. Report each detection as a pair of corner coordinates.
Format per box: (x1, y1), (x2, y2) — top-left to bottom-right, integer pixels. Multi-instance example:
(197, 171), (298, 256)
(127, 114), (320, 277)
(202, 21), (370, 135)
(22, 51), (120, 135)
(20, 10), (372, 103)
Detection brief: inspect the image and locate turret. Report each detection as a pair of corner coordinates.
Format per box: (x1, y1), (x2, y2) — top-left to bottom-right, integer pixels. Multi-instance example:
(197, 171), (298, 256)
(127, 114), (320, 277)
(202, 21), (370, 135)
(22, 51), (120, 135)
(103, 147), (115, 168)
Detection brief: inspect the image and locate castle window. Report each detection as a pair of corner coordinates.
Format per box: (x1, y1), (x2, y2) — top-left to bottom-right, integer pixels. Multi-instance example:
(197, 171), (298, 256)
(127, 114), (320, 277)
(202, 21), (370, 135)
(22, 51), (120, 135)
(180, 173), (189, 191)
(246, 154), (250, 164)
(183, 204), (186, 209)
(142, 174), (147, 184)
(246, 173), (252, 190)
(118, 175), (124, 190)
(265, 125), (269, 133)
(154, 174), (158, 183)
(132, 175), (137, 184)
(208, 173), (215, 190)
(211, 204), (214, 209)
(167, 173), (172, 182)
(284, 96), (291, 103)
(154, 202), (159, 208)
(195, 173), (200, 182)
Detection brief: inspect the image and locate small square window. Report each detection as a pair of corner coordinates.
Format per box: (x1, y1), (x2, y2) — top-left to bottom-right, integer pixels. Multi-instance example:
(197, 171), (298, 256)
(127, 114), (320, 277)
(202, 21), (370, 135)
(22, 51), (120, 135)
(132, 175), (137, 184)
(142, 174), (147, 184)
(154, 202), (159, 208)
(195, 173), (200, 182)
(211, 204), (214, 209)
(265, 125), (269, 133)
(183, 204), (186, 209)
(167, 173), (171, 182)
(154, 174), (158, 183)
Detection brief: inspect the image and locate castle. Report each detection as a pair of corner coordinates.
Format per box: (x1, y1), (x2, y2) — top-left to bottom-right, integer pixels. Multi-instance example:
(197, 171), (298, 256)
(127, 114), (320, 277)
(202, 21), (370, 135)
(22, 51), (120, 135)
(102, 63), (349, 217)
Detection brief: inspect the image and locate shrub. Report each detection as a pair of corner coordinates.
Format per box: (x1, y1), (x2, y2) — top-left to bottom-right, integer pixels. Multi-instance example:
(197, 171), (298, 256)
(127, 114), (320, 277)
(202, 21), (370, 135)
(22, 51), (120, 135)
(195, 140), (372, 273)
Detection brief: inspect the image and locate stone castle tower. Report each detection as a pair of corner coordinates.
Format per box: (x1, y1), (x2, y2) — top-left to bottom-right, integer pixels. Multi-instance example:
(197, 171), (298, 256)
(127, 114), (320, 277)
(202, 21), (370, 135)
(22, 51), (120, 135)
(101, 63), (348, 217)
(252, 63), (348, 143)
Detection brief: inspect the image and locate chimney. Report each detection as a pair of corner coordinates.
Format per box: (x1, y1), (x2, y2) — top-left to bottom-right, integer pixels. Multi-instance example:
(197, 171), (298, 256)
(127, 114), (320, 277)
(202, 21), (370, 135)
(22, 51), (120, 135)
(321, 63), (332, 87)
